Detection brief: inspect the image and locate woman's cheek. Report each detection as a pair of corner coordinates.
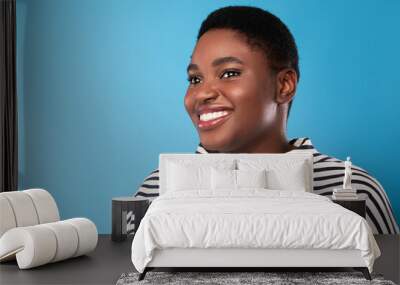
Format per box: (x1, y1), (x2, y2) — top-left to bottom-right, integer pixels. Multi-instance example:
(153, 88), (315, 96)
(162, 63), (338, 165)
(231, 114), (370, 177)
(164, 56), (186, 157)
(234, 98), (266, 134)
(183, 92), (193, 117)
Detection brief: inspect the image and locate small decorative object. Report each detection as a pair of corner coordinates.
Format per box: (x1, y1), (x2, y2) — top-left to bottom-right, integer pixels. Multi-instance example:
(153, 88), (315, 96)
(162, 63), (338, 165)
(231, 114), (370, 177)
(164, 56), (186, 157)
(332, 156), (358, 200)
(112, 197), (149, 242)
(343, 156), (352, 190)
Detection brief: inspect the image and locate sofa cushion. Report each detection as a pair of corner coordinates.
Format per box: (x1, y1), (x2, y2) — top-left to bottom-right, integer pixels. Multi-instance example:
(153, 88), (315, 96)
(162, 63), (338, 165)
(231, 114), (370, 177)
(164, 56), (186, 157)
(0, 189), (60, 238)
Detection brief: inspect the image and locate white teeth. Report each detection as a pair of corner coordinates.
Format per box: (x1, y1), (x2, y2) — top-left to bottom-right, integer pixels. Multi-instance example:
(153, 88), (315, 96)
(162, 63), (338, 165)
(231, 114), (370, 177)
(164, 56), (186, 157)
(200, 111), (229, 122)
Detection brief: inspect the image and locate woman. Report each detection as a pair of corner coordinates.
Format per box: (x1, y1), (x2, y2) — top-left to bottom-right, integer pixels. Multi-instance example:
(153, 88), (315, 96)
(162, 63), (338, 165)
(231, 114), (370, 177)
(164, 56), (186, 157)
(135, 6), (399, 234)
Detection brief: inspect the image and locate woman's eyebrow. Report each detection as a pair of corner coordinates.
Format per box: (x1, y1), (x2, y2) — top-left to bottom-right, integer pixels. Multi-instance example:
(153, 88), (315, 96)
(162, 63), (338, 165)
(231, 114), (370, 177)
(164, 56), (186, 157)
(212, 56), (244, 67)
(186, 56), (244, 73)
(186, 63), (199, 73)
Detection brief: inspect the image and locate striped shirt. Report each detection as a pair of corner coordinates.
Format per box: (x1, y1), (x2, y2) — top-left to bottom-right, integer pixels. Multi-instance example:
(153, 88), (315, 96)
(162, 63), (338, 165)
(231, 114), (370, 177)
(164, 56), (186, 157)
(134, 137), (399, 234)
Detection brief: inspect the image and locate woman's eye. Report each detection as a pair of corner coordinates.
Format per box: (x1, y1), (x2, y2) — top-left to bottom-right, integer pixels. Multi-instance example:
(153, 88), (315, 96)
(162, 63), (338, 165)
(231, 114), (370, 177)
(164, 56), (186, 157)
(187, 76), (201, 85)
(221, 70), (241, 79)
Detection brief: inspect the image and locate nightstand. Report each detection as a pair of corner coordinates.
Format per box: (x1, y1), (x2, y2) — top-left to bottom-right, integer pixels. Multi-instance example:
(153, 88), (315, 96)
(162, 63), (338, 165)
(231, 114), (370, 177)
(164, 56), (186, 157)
(112, 197), (150, 242)
(331, 198), (366, 218)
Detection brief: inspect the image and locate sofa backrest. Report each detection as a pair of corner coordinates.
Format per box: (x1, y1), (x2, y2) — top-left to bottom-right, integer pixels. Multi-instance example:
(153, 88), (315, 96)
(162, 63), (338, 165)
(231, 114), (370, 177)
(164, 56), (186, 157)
(159, 152), (314, 195)
(0, 189), (60, 238)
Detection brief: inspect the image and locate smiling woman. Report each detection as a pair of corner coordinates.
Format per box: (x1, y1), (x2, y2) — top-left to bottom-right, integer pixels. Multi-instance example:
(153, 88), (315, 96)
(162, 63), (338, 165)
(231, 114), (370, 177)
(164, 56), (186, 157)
(134, 5), (399, 235)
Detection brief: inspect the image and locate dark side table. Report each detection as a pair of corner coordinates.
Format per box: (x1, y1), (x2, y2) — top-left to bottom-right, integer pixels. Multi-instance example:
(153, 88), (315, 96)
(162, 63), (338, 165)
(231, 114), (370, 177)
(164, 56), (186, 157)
(332, 198), (366, 218)
(112, 197), (150, 242)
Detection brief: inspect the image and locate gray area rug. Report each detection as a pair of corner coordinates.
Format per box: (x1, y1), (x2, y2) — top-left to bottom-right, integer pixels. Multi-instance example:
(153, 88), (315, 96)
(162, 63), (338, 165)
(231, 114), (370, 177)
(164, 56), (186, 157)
(116, 271), (396, 285)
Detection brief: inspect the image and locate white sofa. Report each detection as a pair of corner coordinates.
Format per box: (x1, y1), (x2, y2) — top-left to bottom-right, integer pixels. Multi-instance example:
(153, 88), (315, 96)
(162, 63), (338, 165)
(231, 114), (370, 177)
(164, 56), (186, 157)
(0, 188), (98, 269)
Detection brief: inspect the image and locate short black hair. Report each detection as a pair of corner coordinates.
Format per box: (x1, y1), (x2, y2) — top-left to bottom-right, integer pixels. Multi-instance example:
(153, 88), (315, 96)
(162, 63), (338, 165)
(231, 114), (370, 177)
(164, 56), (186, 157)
(197, 6), (299, 119)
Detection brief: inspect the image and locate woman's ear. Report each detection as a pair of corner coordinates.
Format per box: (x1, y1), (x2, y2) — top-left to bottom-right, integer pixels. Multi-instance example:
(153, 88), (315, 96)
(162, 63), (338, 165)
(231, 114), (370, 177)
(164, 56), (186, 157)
(275, 68), (298, 104)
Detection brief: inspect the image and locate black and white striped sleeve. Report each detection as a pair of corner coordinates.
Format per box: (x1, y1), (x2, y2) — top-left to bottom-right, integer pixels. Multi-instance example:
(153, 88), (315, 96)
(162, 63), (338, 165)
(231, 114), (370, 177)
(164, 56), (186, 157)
(134, 148), (204, 201)
(134, 168), (160, 203)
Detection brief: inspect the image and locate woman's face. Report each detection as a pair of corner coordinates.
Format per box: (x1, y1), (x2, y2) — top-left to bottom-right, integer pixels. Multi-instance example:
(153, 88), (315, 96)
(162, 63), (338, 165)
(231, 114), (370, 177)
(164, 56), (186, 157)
(184, 28), (281, 153)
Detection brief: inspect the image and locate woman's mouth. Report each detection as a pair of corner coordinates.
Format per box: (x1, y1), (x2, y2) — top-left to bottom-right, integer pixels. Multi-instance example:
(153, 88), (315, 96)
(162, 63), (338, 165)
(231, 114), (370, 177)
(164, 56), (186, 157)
(197, 111), (231, 130)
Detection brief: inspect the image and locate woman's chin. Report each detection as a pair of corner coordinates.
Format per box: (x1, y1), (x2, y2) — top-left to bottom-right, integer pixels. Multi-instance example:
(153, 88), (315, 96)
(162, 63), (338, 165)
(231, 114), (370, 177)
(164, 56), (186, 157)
(197, 121), (238, 152)
(199, 136), (234, 153)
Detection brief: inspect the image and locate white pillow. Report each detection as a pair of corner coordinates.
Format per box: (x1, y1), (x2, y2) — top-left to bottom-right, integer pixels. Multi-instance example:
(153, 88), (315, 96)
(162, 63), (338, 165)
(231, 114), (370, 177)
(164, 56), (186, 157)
(166, 162), (210, 191)
(238, 159), (309, 192)
(236, 169), (267, 188)
(266, 166), (307, 191)
(166, 159), (236, 192)
(211, 168), (268, 190)
(211, 168), (236, 190)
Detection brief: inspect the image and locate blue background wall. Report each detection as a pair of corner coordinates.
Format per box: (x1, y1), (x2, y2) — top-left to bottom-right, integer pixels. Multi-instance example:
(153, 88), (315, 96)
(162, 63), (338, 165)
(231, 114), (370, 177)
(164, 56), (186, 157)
(16, 0), (400, 234)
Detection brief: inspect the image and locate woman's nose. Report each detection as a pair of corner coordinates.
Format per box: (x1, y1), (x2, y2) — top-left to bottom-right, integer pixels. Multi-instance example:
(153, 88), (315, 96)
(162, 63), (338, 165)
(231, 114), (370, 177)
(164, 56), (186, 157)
(196, 84), (219, 103)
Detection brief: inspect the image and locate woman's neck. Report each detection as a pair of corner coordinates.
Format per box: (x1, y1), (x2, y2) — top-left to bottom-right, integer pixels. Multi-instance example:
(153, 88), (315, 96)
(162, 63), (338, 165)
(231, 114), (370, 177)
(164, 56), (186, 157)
(228, 133), (294, 154)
